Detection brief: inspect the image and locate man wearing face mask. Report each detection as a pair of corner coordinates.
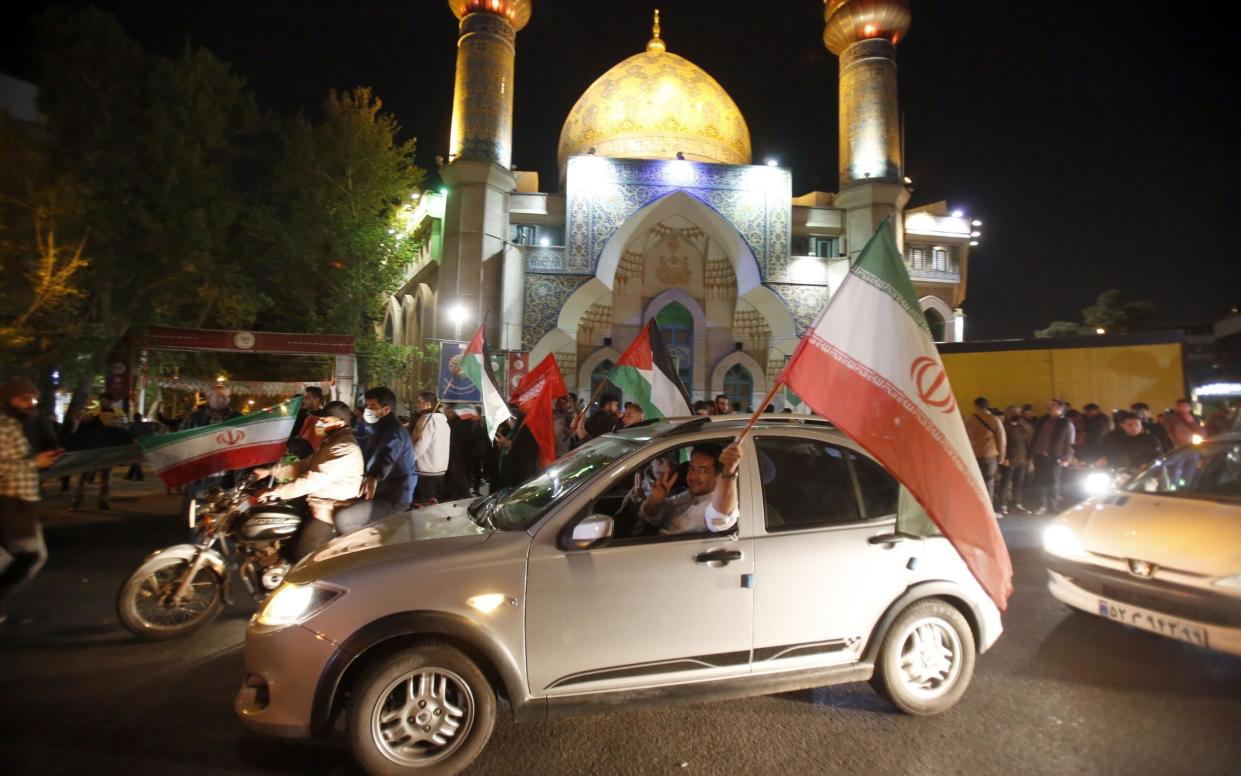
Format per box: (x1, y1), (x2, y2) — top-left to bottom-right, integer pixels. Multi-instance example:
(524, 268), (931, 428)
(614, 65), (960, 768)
(254, 401), (362, 559)
(334, 387), (416, 534)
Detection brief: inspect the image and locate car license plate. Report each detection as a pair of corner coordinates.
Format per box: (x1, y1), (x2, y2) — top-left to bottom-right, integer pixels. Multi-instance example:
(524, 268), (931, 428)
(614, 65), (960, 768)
(1097, 598), (1209, 648)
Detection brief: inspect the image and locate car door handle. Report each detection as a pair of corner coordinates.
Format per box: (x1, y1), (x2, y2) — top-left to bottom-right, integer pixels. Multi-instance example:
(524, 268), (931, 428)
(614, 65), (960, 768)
(868, 533), (917, 548)
(694, 549), (743, 565)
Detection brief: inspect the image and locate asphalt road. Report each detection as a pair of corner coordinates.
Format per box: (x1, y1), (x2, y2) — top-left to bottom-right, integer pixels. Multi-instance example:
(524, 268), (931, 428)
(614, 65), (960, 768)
(2, 474), (1239, 776)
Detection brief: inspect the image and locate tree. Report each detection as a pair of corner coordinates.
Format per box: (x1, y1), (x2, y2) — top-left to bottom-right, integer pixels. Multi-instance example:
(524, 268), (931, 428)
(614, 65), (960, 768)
(256, 87), (425, 384)
(1035, 289), (1158, 338)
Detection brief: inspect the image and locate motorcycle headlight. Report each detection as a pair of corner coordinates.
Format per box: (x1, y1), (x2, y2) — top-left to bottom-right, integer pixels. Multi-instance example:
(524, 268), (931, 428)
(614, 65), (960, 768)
(255, 583), (343, 627)
(1215, 574), (1241, 592)
(1043, 523), (1086, 558)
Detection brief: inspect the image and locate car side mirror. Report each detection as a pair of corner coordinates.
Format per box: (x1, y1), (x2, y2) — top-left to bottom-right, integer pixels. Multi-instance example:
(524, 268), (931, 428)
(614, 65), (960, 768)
(568, 513), (614, 550)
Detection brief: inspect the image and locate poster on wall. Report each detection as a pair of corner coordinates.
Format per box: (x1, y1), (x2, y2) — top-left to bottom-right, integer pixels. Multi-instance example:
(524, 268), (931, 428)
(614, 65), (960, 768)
(506, 352), (530, 398)
(435, 340), (481, 402)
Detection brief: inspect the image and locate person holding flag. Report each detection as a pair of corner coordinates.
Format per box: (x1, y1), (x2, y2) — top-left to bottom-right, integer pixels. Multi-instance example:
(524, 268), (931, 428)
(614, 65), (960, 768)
(768, 219), (1013, 611)
(458, 323), (512, 445)
(507, 354), (568, 472)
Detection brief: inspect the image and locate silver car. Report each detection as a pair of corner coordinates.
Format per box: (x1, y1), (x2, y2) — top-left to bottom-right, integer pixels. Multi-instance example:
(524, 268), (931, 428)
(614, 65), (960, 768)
(236, 416), (1003, 775)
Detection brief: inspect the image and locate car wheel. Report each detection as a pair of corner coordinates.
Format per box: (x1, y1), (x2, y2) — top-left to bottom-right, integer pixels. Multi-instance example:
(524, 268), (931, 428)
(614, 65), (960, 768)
(348, 641), (496, 776)
(870, 598), (976, 715)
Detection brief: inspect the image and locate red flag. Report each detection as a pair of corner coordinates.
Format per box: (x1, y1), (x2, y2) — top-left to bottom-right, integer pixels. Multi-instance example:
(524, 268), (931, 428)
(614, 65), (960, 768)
(510, 354), (568, 468)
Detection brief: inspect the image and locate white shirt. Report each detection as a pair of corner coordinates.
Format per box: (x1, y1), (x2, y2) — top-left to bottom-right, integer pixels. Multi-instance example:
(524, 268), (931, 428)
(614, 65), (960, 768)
(412, 411), (450, 476)
(646, 490), (739, 535)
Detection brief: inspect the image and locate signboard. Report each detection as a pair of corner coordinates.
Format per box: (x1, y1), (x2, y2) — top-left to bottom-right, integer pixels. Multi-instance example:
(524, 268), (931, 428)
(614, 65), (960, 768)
(435, 340), (480, 402)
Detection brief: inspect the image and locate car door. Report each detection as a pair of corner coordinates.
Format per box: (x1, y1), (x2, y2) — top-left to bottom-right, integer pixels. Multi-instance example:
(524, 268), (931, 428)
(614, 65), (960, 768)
(749, 432), (919, 672)
(523, 437), (757, 696)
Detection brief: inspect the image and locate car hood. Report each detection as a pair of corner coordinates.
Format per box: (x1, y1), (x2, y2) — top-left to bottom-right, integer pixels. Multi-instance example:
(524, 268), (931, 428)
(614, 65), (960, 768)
(289, 499), (491, 581)
(1073, 493), (1241, 577)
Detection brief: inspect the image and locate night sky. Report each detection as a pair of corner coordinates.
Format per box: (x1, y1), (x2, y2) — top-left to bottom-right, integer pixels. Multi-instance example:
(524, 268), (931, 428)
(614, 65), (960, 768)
(3, 0), (1237, 339)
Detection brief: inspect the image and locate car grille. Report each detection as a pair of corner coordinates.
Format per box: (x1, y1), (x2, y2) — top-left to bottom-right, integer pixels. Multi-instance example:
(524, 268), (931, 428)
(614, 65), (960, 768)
(1100, 584), (1234, 626)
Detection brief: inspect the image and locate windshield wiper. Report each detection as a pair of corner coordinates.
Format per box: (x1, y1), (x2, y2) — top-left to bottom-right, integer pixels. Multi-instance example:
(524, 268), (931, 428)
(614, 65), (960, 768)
(467, 488), (509, 530)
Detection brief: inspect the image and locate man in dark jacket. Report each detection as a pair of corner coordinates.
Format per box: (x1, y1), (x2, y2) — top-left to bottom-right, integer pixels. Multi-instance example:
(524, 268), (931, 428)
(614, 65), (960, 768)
(1030, 399), (1076, 514)
(1000, 405), (1033, 514)
(1131, 402), (1173, 453)
(1097, 412), (1164, 472)
(1078, 403), (1113, 462)
(334, 386), (416, 534)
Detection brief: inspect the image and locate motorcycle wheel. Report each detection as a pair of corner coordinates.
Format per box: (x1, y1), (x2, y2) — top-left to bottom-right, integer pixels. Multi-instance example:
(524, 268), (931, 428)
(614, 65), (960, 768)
(117, 553), (224, 640)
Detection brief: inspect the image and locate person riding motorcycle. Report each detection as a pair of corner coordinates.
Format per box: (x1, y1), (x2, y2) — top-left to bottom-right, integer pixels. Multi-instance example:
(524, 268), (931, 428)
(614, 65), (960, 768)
(254, 401), (362, 559)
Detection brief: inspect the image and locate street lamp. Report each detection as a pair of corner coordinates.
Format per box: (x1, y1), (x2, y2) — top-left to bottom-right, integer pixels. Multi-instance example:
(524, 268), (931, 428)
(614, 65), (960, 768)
(1096, 327), (1106, 335)
(449, 303), (469, 339)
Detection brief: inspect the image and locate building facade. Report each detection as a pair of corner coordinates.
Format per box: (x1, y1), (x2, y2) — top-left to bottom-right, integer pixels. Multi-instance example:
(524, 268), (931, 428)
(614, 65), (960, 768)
(386, 0), (978, 409)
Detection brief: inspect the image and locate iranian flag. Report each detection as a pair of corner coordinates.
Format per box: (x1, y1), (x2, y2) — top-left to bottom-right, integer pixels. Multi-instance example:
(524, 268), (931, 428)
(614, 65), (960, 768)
(778, 221), (1013, 610)
(611, 320), (692, 419)
(138, 398), (301, 489)
(511, 354), (567, 468)
(459, 324), (513, 441)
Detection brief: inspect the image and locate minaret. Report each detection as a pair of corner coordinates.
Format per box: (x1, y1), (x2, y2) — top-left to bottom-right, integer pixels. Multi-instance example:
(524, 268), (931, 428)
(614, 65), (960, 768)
(441, 1), (531, 348)
(823, 0), (912, 255)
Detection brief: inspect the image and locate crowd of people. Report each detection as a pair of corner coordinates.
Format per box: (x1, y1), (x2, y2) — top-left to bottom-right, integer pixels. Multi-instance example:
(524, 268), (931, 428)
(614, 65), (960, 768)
(965, 395), (1237, 516)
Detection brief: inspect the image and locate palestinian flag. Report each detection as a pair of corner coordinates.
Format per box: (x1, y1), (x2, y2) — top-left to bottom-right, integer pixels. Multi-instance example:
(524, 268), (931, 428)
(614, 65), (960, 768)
(778, 221), (1013, 610)
(610, 320), (692, 419)
(138, 398), (301, 489)
(511, 354), (568, 469)
(459, 324), (513, 441)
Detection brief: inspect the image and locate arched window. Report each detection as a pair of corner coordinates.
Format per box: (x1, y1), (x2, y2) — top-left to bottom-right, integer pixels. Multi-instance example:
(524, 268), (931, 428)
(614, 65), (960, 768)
(723, 364), (753, 410)
(383, 311), (396, 343)
(655, 301), (693, 391)
(924, 308), (948, 342)
(591, 359), (622, 404)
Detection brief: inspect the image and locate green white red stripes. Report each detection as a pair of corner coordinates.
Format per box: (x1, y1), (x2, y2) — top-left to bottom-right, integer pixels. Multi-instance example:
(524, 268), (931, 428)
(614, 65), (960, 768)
(611, 320), (691, 419)
(460, 324), (513, 441)
(138, 398), (301, 489)
(779, 221), (1013, 610)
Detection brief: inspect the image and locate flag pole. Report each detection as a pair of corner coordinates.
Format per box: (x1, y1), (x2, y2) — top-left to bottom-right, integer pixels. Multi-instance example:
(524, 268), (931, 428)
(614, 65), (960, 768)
(731, 379), (786, 446)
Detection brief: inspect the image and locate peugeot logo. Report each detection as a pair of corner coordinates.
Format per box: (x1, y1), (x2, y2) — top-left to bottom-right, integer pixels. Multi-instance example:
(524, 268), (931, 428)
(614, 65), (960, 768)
(1126, 559), (1156, 579)
(216, 429), (246, 446)
(909, 356), (957, 414)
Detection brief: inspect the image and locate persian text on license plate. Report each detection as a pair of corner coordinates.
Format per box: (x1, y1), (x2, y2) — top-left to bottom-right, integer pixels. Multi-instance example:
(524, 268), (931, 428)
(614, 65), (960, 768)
(1097, 598), (1208, 647)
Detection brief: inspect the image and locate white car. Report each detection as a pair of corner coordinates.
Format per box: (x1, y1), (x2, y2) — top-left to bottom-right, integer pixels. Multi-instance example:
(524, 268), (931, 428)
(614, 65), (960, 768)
(1044, 434), (1241, 656)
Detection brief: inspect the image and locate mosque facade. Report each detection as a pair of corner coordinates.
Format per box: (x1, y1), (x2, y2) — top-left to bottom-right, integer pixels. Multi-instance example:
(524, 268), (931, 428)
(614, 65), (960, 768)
(385, 0), (978, 409)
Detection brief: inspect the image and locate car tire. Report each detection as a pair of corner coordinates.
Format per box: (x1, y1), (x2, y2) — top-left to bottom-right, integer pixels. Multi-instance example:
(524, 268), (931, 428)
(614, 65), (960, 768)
(348, 641), (496, 776)
(870, 598), (976, 715)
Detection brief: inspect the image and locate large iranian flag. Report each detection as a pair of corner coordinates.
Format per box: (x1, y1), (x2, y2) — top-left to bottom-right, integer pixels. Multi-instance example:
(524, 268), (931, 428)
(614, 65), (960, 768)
(459, 324), (512, 441)
(779, 221), (1013, 610)
(611, 320), (692, 419)
(138, 398), (301, 489)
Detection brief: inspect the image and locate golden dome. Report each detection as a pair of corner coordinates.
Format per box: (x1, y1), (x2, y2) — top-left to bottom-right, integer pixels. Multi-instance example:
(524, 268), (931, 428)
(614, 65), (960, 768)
(558, 15), (751, 175)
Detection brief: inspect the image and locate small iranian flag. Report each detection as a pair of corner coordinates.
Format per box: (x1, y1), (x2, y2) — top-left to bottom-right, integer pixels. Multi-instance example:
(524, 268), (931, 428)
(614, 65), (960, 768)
(779, 221), (1013, 610)
(459, 324), (513, 441)
(611, 320), (692, 419)
(138, 398), (301, 489)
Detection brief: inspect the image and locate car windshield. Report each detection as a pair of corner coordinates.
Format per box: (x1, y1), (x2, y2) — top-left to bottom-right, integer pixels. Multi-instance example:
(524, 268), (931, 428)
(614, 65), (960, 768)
(1122, 440), (1241, 501)
(485, 436), (640, 531)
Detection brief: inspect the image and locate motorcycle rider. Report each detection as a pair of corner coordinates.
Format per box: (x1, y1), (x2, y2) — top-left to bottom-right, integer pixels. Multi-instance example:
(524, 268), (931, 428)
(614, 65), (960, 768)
(254, 401), (362, 559)
(333, 387), (415, 534)
(1096, 411), (1164, 473)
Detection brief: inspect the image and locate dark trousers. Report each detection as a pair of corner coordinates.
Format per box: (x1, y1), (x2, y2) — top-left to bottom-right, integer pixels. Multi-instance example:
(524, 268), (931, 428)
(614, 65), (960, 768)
(333, 494), (406, 535)
(415, 474), (445, 503)
(976, 456), (999, 508)
(1031, 455), (1064, 511)
(72, 468), (111, 509)
(0, 496), (47, 609)
(294, 519), (336, 561)
(1000, 459), (1029, 510)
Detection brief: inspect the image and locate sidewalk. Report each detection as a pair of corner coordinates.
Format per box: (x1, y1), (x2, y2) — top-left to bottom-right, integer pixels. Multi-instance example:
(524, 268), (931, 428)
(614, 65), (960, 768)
(37, 464), (183, 528)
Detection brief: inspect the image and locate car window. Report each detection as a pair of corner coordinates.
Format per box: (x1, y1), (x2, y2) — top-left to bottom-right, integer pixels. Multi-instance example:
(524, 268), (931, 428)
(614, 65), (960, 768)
(848, 450), (899, 518)
(1123, 441), (1241, 501)
(585, 438), (737, 544)
(756, 437), (863, 531)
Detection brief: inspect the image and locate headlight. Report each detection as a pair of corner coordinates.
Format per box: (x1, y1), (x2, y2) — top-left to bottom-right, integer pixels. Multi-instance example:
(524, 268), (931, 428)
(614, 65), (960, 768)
(1043, 523), (1086, 557)
(1216, 574), (1241, 591)
(1083, 471), (1113, 497)
(255, 583), (343, 627)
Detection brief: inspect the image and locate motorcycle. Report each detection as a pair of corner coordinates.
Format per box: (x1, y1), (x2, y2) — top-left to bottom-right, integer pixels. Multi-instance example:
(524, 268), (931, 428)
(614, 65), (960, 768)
(116, 474), (307, 640)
